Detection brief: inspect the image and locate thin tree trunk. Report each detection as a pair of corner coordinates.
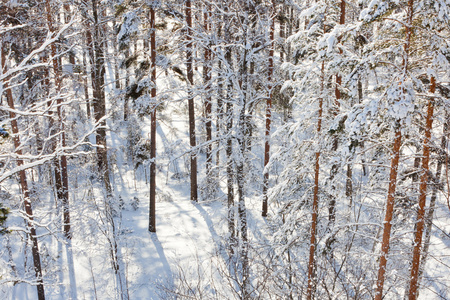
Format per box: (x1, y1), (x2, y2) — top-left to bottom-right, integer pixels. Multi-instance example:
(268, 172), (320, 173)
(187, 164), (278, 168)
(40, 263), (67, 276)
(222, 0), (235, 254)
(375, 124), (402, 300)
(287, 6), (293, 62)
(82, 49), (91, 118)
(346, 164), (353, 207)
(2, 45), (45, 300)
(185, 0), (198, 202)
(306, 61), (325, 300)
(375, 0), (413, 298)
(203, 4), (213, 185)
(216, 58), (224, 168)
(412, 145), (421, 183)
(279, 6), (285, 62)
(149, 4), (157, 233)
(123, 47), (130, 121)
(408, 76), (436, 300)
(329, 0), (345, 225)
(225, 35), (235, 254)
(41, 54), (67, 239)
(262, 0), (275, 217)
(215, 11), (223, 169)
(417, 116), (448, 296)
(112, 18), (121, 91)
(45, 0), (71, 239)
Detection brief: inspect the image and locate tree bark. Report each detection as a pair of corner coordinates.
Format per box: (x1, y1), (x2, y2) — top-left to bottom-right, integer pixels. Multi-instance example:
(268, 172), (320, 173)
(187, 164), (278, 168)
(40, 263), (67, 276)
(329, 0), (345, 225)
(223, 18), (236, 253)
(375, 124), (402, 300)
(203, 4), (213, 184)
(375, 0), (413, 298)
(91, 0), (113, 197)
(417, 115), (448, 296)
(149, 4), (157, 233)
(45, 0), (71, 239)
(2, 45), (45, 300)
(262, 0), (275, 217)
(306, 61), (325, 300)
(82, 48), (91, 118)
(279, 6), (285, 62)
(185, 0), (198, 201)
(408, 76), (436, 300)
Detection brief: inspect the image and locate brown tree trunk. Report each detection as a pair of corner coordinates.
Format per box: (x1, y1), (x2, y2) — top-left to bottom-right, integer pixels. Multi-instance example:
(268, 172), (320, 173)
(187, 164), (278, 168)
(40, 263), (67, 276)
(224, 19), (235, 253)
(203, 4), (213, 183)
(262, 0), (275, 217)
(185, 0), (198, 202)
(91, 0), (113, 197)
(375, 0), (413, 298)
(375, 124), (402, 300)
(41, 54), (67, 239)
(306, 61), (325, 300)
(149, 4), (157, 233)
(418, 115), (448, 295)
(329, 0), (345, 224)
(2, 46), (45, 300)
(408, 76), (436, 300)
(45, 0), (71, 239)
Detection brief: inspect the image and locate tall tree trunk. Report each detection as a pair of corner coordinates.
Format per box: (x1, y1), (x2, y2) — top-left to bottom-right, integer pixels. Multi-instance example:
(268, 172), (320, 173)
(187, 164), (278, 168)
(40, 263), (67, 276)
(262, 0), (275, 217)
(203, 4), (213, 187)
(149, 4), (157, 233)
(215, 10), (223, 169)
(41, 53), (67, 239)
(2, 45), (45, 300)
(417, 116), (448, 296)
(375, 124), (402, 300)
(216, 59), (224, 168)
(224, 20), (235, 253)
(306, 61), (325, 300)
(185, 0), (198, 201)
(408, 76), (436, 299)
(375, 1), (413, 298)
(237, 26), (250, 299)
(45, 0), (71, 239)
(91, 0), (113, 197)
(329, 0), (345, 225)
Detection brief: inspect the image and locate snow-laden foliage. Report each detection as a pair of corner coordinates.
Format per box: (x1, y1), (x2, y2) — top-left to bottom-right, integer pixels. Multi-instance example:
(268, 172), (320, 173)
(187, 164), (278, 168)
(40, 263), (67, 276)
(1, 0), (450, 299)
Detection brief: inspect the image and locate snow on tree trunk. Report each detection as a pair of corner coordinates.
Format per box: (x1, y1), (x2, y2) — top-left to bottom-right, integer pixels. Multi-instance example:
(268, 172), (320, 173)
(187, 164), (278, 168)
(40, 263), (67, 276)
(262, 0), (275, 218)
(2, 45), (46, 300)
(149, 3), (157, 233)
(185, 0), (198, 202)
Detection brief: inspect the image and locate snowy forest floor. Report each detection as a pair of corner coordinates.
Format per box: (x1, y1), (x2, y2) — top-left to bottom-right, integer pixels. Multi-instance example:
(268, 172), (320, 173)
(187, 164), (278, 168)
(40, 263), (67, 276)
(1, 103), (271, 299)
